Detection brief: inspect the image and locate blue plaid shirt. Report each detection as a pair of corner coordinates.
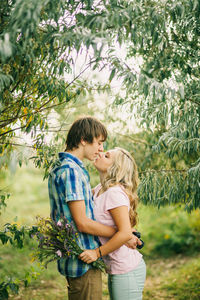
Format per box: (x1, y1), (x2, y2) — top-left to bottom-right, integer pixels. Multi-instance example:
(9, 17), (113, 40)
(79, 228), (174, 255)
(48, 152), (100, 277)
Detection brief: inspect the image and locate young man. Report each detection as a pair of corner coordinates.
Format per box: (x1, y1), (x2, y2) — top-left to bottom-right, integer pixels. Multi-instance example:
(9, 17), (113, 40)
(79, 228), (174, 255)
(48, 116), (138, 300)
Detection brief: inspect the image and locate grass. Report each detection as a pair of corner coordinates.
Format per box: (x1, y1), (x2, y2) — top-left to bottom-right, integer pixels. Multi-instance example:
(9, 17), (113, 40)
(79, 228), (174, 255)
(143, 254), (200, 300)
(0, 165), (50, 226)
(4, 252), (200, 300)
(1, 165), (200, 299)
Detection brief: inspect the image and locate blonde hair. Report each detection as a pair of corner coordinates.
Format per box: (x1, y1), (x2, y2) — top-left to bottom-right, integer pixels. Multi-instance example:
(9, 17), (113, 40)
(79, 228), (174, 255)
(101, 147), (139, 227)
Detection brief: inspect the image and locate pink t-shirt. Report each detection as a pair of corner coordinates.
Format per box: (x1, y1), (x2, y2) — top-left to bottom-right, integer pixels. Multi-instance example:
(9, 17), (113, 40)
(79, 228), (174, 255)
(93, 184), (142, 274)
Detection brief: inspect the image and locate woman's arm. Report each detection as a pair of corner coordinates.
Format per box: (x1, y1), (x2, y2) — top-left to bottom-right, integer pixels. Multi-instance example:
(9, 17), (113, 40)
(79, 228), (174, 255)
(79, 205), (135, 263)
(99, 205), (133, 254)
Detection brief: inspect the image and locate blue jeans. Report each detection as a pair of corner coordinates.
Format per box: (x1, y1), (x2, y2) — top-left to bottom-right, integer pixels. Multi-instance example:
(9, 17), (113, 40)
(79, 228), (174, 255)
(108, 258), (146, 300)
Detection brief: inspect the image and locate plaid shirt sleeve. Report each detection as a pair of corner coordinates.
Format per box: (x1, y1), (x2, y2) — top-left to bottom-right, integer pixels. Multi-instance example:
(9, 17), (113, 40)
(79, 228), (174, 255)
(48, 166), (85, 221)
(63, 166), (85, 202)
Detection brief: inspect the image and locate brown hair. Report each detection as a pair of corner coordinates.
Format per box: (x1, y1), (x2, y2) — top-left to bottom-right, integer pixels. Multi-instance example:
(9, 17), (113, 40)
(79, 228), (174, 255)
(65, 116), (107, 150)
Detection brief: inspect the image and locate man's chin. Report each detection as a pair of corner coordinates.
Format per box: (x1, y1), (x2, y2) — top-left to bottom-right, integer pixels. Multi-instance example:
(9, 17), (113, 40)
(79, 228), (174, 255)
(88, 156), (96, 162)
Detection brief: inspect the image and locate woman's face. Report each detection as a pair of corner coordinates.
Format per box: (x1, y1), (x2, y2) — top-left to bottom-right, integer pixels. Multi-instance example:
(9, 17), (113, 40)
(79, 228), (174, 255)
(94, 150), (116, 173)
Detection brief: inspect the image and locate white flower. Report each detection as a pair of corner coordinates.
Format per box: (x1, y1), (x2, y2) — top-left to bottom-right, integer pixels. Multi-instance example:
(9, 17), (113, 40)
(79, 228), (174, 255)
(57, 220), (62, 226)
(56, 250), (62, 257)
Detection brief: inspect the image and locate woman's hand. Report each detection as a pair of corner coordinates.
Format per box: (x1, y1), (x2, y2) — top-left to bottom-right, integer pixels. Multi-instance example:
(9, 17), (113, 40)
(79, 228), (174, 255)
(125, 234), (140, 249)
(79, 249), (98, 264)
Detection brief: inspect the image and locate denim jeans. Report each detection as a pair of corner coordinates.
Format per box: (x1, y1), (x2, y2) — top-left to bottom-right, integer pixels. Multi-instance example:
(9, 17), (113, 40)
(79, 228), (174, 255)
(108, 258), (146, 300)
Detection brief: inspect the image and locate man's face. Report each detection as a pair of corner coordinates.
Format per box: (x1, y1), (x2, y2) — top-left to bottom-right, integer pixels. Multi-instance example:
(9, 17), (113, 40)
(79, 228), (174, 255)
(83, 136), (104, 161)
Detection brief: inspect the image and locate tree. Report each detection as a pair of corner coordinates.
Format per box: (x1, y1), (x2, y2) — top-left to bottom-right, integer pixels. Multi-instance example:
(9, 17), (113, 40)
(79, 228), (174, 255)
(74, 0), (200, 211)
(0, 0), (199, 214)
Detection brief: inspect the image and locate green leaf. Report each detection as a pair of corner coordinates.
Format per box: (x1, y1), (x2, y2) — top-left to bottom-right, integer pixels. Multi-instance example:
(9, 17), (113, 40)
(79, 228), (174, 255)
(109, 69), (116, 82)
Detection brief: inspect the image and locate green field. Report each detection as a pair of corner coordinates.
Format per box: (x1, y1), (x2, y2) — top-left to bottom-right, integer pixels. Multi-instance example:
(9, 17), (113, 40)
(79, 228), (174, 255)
(1, 166), (200, 299)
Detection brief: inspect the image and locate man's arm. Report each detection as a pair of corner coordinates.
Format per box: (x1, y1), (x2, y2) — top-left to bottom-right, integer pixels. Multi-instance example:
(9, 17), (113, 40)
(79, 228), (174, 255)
(79, 205), (139, 264)
(68, 200), (116, 237)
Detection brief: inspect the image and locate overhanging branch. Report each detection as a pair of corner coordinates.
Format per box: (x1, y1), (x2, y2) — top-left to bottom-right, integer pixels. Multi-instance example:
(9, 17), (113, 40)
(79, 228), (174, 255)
(139, 169), (188, 175)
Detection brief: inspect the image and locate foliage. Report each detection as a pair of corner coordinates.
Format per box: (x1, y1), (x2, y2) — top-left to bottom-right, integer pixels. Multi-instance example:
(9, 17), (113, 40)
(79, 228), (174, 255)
(0, 192), (10, 214)
(138, 205), (200, 257)
(32, 216), (107, 272)
(0, 0), (199, 210)
(152, 212), (200, 256)
(0, 0), (109, 164)
(0, 281), (19, 300)
(138, 169), (198, 211)
(0, 268), (40, 300)
(0, 221), (40, 299)
(0, 223), (28, 248)
(103, 0), (200, 211)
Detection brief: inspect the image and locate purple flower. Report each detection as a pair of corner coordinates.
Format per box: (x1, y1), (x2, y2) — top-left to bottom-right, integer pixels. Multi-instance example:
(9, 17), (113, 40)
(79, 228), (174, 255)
(56, 250), (62, 257)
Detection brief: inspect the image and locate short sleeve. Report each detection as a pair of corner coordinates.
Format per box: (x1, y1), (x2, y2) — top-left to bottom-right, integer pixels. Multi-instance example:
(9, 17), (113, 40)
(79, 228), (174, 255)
(104, 187), (130, 211)
(57, 167), (85, 202)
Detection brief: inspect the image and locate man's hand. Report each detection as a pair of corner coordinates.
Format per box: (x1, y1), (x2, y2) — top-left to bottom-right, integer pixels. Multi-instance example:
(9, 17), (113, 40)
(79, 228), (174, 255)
(79, 249), (98, 264)
(125, 234), (142, 249)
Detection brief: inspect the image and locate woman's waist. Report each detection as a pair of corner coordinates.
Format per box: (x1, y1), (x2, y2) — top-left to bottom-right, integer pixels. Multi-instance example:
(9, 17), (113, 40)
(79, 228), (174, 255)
(98, 240), (142, 263)
(108, 246), (142, 260)
(104, 249), (143, 274)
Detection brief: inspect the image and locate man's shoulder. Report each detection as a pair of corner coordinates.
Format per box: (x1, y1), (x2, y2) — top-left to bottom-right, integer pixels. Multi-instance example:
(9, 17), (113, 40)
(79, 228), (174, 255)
(50, 159), (81, 177)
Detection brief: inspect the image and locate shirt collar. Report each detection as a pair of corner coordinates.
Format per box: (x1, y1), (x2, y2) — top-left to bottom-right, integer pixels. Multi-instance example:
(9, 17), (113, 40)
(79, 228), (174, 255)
(58, 152), (84, 168)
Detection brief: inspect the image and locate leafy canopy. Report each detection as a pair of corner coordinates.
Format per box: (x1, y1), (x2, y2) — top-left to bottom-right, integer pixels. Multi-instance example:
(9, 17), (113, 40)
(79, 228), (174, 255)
(0, 0), (199, 212)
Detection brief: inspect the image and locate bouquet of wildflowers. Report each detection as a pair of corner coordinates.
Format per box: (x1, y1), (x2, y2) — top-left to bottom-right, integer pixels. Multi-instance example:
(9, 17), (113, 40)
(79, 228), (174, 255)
(31, 216), (106, 272)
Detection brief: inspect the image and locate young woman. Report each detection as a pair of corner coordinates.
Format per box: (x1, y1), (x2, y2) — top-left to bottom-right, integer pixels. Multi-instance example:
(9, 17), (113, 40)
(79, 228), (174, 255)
(79, 147), (146, 300)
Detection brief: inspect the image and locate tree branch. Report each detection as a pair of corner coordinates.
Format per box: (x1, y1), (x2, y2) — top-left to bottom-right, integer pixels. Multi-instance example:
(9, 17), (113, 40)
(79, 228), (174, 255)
(0, 57), (101, 130)
(139, 169), (188, 175)
(114, 132), (152, 146)
(0, 142), (37, 149)
(0, 126), (26, 137)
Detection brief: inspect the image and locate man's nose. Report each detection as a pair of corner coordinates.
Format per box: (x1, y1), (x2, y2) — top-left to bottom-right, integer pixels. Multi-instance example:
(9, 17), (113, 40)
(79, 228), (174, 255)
(98, 151), (104, 158)
(99, 144), (104, 152)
